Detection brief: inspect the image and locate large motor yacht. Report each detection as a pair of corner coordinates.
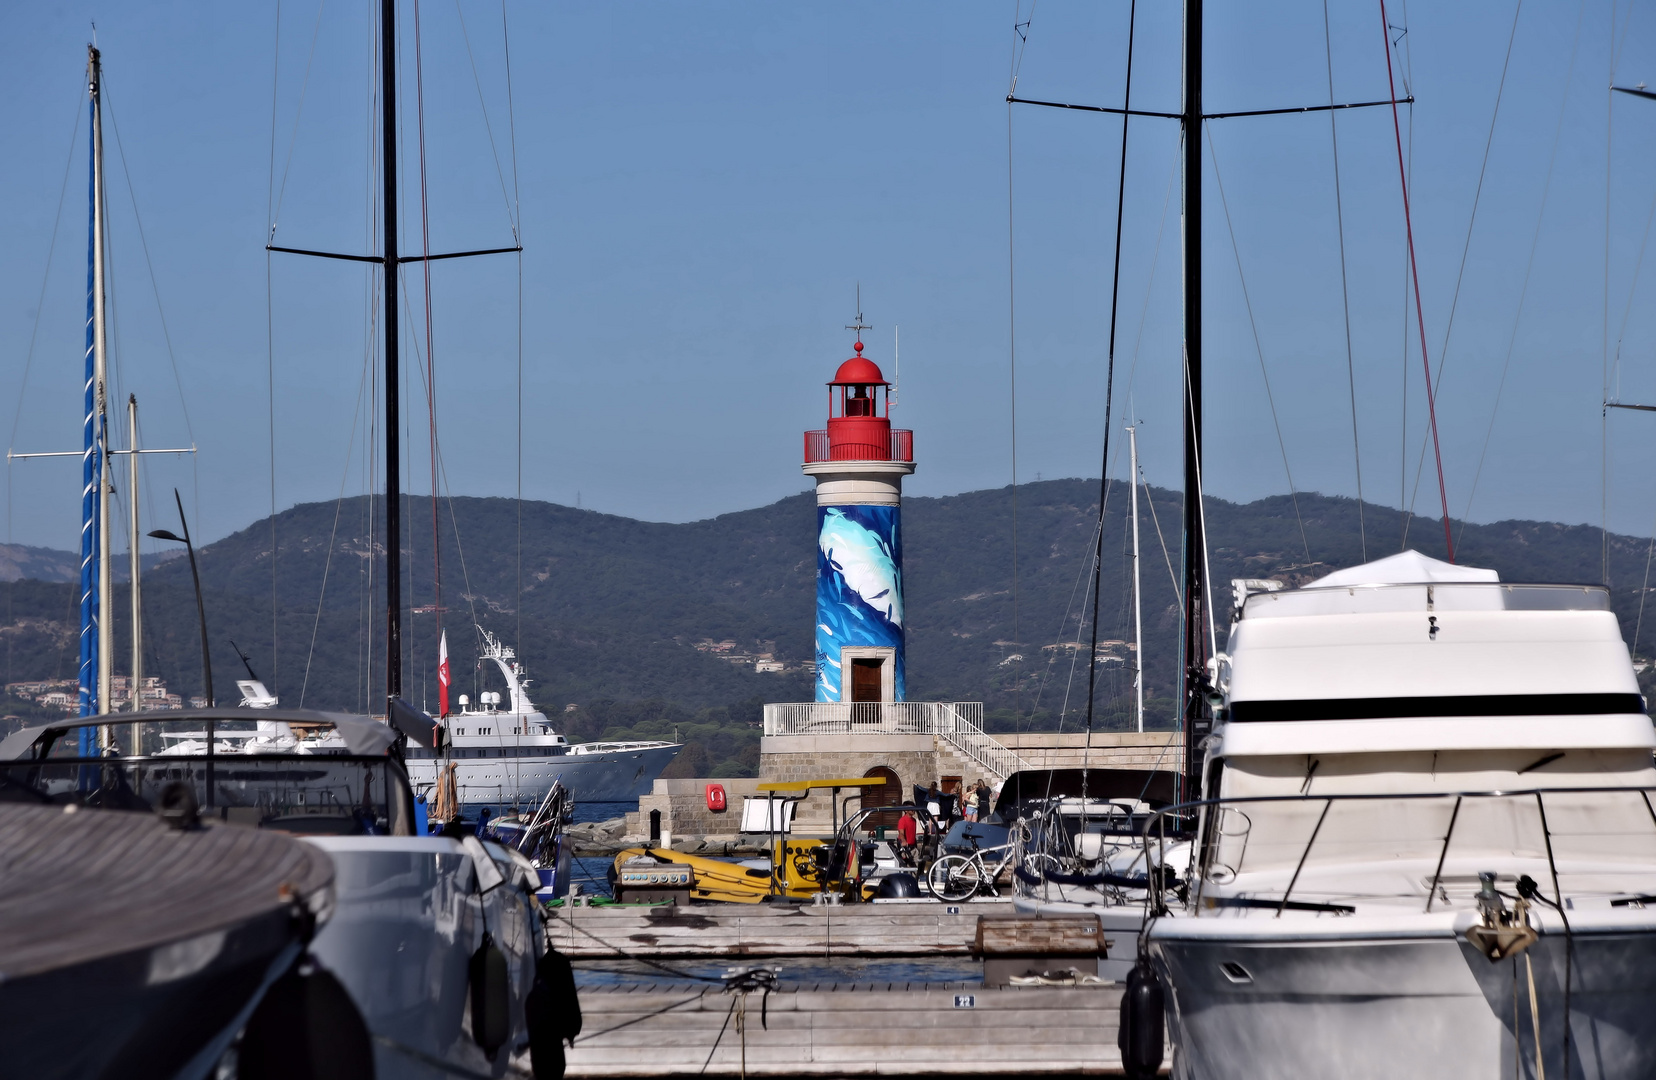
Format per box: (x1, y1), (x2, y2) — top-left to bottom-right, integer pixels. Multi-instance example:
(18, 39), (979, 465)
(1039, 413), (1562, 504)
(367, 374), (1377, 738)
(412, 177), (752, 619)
(403, 630), (681, 805)
(1144, 551), (1656, 1079)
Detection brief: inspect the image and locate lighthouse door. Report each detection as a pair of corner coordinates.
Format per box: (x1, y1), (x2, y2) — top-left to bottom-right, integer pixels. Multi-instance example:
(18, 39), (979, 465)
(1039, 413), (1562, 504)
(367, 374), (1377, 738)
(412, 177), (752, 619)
(850, 659), (883, 703)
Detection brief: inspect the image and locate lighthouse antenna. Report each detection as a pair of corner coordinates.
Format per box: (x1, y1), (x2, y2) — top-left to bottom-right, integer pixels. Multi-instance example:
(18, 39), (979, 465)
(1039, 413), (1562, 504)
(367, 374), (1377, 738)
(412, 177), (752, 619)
(891, 325), (899, 407)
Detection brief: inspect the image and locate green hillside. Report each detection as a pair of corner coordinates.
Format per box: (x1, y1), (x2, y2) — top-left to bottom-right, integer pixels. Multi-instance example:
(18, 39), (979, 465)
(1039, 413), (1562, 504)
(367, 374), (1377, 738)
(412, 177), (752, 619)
(5, 481), (1654, 777)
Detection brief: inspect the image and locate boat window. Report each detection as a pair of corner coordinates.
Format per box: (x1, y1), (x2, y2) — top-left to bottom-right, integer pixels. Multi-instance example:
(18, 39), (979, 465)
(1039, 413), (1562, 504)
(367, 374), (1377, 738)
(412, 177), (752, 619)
(0, 753), (413, 835)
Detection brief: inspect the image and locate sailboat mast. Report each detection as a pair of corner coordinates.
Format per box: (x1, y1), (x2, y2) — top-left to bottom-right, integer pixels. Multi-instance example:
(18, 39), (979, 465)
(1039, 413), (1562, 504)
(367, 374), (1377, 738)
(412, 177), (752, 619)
(381, 0), (403, 706)
(128, 395), (143, 714)
(1129, 425), (1144, 735)
(1180, 0), (1208, 801)
(84, 44), (114, 724)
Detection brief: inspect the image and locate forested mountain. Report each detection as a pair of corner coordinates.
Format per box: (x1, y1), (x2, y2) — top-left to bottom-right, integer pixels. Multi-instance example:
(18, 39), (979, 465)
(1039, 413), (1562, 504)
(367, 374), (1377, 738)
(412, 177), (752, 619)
(4, 481), (1653, 777)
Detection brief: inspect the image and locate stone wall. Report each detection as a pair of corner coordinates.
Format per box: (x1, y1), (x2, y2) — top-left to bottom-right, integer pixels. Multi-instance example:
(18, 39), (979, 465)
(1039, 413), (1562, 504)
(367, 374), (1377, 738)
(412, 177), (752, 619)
(623, 777), (764, 843)
(619, 731), (1186, 843)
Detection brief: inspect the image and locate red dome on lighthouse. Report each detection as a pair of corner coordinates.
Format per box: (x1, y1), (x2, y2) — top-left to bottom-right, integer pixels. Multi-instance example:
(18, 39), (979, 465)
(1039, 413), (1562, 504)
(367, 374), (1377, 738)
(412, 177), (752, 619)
(803, 338), (913, 465)
(831, 342), (889, 386)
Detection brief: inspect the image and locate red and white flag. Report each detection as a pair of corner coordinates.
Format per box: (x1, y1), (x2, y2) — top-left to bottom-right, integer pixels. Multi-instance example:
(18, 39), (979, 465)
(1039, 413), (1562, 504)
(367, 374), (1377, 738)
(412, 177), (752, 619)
(438, 629), (451, 718)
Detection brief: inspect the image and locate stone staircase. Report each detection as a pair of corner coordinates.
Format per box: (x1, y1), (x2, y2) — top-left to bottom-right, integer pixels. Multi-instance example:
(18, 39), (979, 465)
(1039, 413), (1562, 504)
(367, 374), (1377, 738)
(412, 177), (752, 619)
(932, 705), (1030, 783)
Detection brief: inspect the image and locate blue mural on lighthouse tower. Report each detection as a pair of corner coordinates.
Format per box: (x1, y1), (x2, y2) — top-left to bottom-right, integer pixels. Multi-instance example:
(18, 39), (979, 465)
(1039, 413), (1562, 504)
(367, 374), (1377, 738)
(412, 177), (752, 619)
(815, 504), (905, 702)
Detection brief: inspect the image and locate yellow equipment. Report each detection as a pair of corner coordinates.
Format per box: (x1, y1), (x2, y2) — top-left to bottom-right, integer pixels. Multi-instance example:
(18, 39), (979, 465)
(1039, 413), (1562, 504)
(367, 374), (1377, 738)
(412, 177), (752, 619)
(611, 778), (888, 904)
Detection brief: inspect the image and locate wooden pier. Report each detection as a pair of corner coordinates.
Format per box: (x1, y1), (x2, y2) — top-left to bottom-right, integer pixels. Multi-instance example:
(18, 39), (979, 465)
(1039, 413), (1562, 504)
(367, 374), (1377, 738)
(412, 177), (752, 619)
(564, 982), (1138, 1077)
(546, 900), (1017, 960)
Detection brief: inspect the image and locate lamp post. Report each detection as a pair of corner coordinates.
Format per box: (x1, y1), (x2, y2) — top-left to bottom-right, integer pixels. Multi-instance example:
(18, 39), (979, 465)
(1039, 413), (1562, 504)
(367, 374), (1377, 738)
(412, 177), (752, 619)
(148, 489), (212, 709)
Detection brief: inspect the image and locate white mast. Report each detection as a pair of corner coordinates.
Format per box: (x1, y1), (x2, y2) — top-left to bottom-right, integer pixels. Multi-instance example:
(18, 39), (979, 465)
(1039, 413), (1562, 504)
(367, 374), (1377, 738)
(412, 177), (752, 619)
(90, 46), (113, 722)
(1128, 424), (1144, 734)
(127, 395), (142, 714)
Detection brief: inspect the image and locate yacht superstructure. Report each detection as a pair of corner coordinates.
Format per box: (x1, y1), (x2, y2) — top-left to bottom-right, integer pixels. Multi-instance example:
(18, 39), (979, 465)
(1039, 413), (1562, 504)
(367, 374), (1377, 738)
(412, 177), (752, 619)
(1144, 551), (1656, 1079)
(404, 629), (681, 805)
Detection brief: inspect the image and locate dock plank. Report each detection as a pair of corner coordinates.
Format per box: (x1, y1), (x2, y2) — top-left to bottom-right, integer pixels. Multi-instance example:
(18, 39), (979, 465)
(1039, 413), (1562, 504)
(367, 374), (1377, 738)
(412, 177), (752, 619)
(548, 901), (1016, 959)
(562, 984), (1140, 1077)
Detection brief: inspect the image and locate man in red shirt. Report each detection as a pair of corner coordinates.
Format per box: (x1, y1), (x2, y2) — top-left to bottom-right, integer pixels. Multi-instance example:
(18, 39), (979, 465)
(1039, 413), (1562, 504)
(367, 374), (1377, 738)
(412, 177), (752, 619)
(897, 810), (919, 866)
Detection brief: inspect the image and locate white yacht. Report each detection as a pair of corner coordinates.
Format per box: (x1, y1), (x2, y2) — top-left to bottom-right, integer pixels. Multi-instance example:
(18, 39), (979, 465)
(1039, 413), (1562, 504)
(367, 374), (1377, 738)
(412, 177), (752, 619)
(1144, 551), (1656, 1079)
(404, 630), (681, 805)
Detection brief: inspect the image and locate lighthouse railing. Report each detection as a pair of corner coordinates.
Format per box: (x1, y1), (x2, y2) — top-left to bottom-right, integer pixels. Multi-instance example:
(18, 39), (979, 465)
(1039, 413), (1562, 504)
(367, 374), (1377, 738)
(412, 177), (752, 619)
(802, 429), (914, 464)
(762, 701), (1032, 780)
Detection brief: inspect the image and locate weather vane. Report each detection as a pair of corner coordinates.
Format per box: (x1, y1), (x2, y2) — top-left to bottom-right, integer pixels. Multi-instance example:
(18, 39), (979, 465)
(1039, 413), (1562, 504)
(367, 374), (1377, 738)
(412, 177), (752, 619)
(844, 283), (872, 344)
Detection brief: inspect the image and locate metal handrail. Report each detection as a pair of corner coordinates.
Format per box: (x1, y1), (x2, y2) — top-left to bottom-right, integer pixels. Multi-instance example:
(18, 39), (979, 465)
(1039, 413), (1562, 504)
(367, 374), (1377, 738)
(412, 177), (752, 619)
(802, 428), (915, 464)
(1142, 782), (1656, 917)
(762, 701), (1030, 780)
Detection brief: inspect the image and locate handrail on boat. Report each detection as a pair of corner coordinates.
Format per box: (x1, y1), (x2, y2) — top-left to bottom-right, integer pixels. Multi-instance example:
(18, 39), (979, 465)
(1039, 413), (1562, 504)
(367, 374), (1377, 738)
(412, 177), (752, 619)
(1139, 782), (1656, 918)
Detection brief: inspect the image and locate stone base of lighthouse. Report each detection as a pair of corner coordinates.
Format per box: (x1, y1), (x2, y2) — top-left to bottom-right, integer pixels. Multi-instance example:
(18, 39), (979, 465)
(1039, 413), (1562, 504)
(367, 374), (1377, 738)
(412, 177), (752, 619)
(621, 729), (1182, 845)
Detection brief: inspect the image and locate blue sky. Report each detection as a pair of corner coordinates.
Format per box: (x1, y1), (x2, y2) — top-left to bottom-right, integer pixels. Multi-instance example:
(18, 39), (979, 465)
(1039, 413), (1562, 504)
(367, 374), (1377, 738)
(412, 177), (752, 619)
(4, 1), (1656, 556)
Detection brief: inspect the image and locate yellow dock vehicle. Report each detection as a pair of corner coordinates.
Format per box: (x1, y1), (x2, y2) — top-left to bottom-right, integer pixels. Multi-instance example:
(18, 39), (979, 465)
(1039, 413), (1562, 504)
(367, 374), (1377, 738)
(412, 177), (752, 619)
(611, 777), (916, 903)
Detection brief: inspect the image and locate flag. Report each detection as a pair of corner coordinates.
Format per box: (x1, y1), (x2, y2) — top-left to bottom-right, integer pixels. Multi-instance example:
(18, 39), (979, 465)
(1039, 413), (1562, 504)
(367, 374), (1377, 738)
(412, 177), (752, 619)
(438, 629), (451, 719)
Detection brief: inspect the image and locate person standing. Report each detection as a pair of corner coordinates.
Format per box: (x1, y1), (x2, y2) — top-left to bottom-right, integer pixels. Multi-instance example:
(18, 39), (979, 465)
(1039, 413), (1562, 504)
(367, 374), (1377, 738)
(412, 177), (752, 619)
(963, 781), (979, 823)
(897, 809), (919, 866)
(925, 782), (943, 822)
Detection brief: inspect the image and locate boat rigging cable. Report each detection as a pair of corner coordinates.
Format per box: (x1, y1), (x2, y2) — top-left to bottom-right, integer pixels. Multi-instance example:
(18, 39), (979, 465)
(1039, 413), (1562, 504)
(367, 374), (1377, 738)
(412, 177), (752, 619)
(1458, 0), (1586, 554)
(413, 0), (444, 683)
(1203, 128), (1309, 562)
(1603, 0), (1640, 582)
(1377, 0), (1457, 566)
(266, 0), (328, 698)
(1006, 2), (1031, 742)
(1080, 0), (1138, 820)
(298, 351), (374, 706)
(7, 93), (83, 545)
(1321, 0), (1365, 562)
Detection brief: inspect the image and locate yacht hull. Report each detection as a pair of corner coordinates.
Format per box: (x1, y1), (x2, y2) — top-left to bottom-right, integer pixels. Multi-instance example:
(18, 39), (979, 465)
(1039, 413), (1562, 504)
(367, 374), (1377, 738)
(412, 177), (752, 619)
(1149, 914), (1656, 1080)
(303, 837), (542, 1080)
(407, 742), (681, 805)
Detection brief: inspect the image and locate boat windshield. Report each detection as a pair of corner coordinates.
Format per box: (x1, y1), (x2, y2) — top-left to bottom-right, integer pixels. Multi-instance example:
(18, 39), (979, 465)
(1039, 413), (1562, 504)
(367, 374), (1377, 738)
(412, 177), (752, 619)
(0, 718), (414, 835)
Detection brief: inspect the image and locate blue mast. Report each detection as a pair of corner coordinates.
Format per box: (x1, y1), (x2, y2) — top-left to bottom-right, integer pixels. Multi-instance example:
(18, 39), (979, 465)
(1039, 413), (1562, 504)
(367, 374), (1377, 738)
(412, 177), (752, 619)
(78, 47), (101, 737)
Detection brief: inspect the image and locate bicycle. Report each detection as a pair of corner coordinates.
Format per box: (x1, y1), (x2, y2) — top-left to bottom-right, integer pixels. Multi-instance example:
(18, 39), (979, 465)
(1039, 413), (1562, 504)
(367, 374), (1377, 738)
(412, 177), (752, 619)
(927, 834), (1018, 901)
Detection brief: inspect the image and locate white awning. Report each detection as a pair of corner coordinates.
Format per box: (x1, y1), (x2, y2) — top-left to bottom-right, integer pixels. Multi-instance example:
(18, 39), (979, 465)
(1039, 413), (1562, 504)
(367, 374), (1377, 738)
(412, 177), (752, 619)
(1307, 549), (1499, 588)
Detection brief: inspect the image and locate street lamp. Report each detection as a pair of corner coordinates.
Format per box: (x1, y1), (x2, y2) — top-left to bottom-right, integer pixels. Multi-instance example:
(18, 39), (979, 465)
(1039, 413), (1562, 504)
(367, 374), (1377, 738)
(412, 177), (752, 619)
(148, 488), (212, 709)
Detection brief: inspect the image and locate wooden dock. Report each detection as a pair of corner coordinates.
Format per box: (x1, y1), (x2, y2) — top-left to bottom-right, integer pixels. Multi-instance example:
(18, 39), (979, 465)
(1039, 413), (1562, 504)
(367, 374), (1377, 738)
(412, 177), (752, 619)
(546, 900), (1017, 960)
(564, 982), (1139, 1077)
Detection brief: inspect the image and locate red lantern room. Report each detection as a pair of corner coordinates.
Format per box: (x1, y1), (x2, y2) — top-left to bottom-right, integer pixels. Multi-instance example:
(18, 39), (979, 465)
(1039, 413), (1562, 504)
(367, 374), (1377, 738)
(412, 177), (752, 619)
(804, 342), (914, 463)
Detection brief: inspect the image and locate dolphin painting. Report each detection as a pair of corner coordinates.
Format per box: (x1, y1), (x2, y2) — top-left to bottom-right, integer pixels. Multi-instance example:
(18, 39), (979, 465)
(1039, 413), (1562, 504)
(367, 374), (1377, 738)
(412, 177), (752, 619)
(819, 508), (903, 627)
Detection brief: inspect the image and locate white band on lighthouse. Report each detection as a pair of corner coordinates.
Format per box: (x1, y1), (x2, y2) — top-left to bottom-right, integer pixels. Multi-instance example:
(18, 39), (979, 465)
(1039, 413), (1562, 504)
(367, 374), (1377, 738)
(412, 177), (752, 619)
(803, 460), (913, 506)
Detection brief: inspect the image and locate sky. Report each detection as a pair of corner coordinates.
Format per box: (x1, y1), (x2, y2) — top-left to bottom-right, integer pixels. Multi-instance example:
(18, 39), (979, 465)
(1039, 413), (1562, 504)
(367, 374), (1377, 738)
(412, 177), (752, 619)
(4, 1), (1656, 558)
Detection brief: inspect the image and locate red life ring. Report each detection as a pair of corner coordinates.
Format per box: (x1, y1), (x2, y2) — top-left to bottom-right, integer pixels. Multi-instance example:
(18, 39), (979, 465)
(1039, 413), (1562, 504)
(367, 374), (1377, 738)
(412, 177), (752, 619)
(706, 783), (727, 812)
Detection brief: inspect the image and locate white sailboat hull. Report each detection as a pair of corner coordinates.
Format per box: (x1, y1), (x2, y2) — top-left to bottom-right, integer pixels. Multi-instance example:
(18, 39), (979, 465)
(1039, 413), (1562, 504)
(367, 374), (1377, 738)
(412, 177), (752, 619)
(1149, 910), (1656, 1080)
(408, 742), (681, 805)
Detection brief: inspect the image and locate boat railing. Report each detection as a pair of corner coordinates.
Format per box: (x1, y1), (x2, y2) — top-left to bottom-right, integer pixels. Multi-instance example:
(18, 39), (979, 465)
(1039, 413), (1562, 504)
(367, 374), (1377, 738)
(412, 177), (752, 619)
(1242, 581), (1612, 619)
(1141, 783), (1656, 918)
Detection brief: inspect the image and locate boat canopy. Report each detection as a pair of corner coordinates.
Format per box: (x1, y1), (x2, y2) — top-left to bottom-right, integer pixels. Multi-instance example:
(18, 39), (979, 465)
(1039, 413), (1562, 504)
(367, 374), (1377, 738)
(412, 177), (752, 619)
(1306, 550), (1498, 588)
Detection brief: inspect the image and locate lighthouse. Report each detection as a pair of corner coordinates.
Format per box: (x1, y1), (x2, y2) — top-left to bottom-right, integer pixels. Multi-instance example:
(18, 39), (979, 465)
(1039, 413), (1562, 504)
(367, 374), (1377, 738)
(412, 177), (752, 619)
(803, 339), (915, 704)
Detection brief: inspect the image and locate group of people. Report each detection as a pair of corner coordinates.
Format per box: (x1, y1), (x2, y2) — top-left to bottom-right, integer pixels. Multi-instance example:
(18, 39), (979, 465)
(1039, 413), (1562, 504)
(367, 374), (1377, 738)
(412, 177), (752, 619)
(921, 778), (997, 824)
(889, 778), (999, 867)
